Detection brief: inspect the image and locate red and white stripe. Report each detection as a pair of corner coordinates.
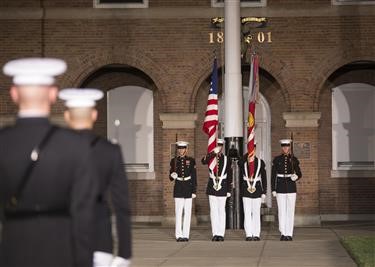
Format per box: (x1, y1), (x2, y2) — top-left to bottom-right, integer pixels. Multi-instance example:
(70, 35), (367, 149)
(203, 58), (219, 173)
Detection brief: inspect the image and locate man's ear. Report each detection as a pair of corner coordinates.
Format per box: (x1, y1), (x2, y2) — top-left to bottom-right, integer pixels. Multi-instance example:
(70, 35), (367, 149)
(10, 86), (19, 104)
(48, 86), (58, 104)
(92, 108), (98, 123)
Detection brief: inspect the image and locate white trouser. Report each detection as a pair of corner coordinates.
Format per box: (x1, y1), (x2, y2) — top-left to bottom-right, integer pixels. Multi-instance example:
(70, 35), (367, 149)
(242, 197), (262, 237)
(276, 193), (296, 237)
(209, 195), (227, 237)
(93, 251), (130, 267)
(175, 198), (192, 239)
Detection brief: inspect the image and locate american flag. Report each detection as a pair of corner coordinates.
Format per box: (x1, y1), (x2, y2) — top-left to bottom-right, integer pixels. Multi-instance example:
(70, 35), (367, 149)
(203, 58), (219, 173)
(247, 54), (259, 178)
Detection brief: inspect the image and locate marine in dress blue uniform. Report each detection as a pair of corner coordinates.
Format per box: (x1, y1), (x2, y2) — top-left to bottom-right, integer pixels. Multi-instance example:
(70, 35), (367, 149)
(59, 88), (132, 267)
(169, 141), (197, 242)
(271, 139), (302, 241)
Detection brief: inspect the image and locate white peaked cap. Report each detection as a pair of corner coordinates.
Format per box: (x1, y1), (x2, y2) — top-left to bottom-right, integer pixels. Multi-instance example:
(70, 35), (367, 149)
(176, 141), (189, 147)
(279, 139), (292, 145)
(3, 58), (67, 86)
(59, 88), (104, 108)
(217, 139), (224, 145)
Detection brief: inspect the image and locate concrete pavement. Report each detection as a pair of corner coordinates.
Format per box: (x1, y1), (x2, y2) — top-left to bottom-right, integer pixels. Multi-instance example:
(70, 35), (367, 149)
(131, 222), (374, 267)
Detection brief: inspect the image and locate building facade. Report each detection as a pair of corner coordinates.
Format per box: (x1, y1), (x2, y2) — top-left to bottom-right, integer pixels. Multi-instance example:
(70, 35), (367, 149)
(0, 0), (374, 225)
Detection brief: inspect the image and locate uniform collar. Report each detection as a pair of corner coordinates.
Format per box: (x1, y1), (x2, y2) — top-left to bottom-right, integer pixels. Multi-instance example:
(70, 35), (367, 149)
(15, 117), (50, 126)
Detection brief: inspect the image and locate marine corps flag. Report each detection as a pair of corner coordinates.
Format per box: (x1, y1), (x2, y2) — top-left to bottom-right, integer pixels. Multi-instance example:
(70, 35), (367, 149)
(247, 54), (260, 178)
(202, 57), (219, 173)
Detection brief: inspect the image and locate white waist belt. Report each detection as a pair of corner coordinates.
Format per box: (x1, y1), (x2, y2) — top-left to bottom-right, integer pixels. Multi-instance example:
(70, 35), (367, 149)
(277, 174), (292, 178)
(176, 176), (191, 181)
(243, 176), (261, 182)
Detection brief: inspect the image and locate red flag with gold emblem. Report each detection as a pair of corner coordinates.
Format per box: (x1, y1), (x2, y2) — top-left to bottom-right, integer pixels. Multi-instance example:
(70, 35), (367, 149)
(247, 54), (259, 178)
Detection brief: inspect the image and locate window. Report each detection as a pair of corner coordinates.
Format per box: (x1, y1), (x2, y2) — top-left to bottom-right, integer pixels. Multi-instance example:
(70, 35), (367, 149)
(107, 86), (154, 173)
(212, 0), (267, 7)
(332, 0), (375, 5)
(94, 0), (148, 8)
(332, 83), (375, 170)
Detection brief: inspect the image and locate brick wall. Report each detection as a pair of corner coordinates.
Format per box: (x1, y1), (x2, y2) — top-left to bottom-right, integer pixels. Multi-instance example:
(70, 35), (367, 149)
(0, 1), (374, 220)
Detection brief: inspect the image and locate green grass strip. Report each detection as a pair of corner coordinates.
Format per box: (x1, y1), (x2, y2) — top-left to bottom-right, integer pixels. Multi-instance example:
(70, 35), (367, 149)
(341, 236), (375, 267)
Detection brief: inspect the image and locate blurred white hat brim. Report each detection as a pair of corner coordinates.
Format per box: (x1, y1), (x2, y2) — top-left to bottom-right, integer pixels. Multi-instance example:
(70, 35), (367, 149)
(65, 99), (96, 108)
(3, 58), (67, 76)
(59, 88), (104, 108)
(3, 58), (66, 86)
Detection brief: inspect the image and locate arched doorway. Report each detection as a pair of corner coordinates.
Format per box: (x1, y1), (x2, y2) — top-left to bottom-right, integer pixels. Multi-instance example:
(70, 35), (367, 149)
(79, 64), (163, 222)
(318, 60), (375, 220)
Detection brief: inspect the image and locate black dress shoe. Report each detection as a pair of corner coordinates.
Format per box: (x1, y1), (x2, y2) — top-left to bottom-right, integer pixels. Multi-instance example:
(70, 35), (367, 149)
(212, 235), (218, 241)
(280, 235), (286, 241)
(286, 236), (293, 241)
(218, 236), (224, 241)
(176, 237), (183, 242)
(183, 238), (189, 242)
(253, 236), (261, 241)
(245, 237), (253, 241)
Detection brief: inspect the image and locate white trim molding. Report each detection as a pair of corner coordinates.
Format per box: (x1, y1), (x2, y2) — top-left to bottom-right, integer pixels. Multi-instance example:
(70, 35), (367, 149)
(331, 169), (375, 178)
(283, 112), (321, 128)
(131, 216), (162, 223)
(332, 0), (375, 5)
(93, 0), (149, 9)
(295, 214), (321, 226)
(127, 171), (155, 180)
(2, 6), (375, 20)
(320, 214), (375, 221)
(159, 113), (198, 129)
(211, 0), (267, 8)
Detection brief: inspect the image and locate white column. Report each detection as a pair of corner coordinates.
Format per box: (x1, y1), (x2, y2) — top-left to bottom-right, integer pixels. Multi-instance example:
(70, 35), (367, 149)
(224, 0), (243, 138)
(224, 0), (243, 230)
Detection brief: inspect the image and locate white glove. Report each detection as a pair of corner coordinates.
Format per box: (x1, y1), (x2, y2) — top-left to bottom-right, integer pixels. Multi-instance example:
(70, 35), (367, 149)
(213, 146), (221, 154)
(110, 257), (131, 267)
(192, 193), (196, 199)
(291, 174), (298, 181)
(272, 191), (277, 197)
(261, 194), (266, 203)
(170, 172), (178, 179)
(226, 192), (231, 197)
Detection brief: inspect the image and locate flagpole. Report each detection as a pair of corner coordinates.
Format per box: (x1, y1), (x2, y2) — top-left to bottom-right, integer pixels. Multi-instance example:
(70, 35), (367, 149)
(224, 0), (243, 230)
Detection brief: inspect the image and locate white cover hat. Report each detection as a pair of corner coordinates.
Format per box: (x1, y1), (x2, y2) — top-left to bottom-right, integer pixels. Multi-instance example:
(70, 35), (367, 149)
(176, 141), (189, 147)
(59, 88), (104, 108)
(217, 139), (224, 145)
(279, 139), (292, 146)
(3, 58), (67, 86)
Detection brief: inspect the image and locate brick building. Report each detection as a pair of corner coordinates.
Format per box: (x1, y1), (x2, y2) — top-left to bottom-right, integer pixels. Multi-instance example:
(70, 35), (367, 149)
(0, 0), (374, 225)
